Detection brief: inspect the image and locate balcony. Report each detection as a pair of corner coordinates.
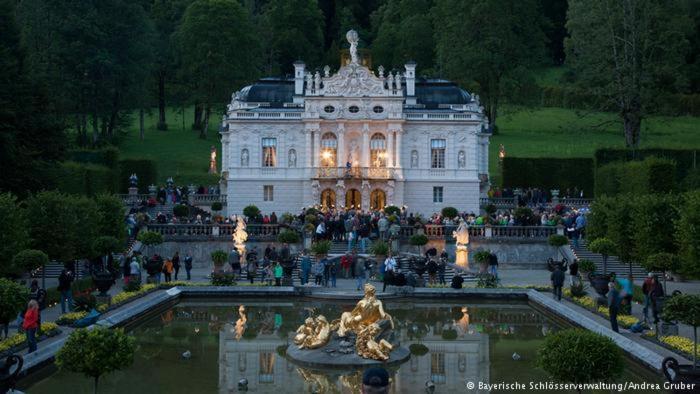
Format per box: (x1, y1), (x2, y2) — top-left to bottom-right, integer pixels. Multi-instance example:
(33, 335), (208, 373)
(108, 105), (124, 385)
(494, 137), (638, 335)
(315, 166), (394, 180)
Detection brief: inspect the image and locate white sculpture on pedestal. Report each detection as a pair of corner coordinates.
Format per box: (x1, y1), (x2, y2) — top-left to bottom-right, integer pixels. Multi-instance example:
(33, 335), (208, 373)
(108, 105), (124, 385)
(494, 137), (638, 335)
(453, 218), (470, 269)
(233, 216), (248, 261)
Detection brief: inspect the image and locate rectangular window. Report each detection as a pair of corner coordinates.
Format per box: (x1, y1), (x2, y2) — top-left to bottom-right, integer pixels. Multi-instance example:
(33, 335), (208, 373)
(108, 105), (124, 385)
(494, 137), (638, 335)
(262, 138), (277, 167)
(431, 139), (446, 168)
(433, 186), (443, 203)
(430, 353), (446, 384)
(263, 185), (274, 201)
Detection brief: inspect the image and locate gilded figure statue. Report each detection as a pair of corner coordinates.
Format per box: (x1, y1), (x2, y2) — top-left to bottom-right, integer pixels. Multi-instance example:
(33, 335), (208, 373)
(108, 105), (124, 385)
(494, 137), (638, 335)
(355, 323), (393, 361)
(336, 283), (393, 338)
(294, 315), (331, 349)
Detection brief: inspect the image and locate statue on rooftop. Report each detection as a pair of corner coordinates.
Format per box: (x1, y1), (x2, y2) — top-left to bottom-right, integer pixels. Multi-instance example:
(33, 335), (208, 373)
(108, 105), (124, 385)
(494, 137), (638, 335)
(346, 30), (359, 65)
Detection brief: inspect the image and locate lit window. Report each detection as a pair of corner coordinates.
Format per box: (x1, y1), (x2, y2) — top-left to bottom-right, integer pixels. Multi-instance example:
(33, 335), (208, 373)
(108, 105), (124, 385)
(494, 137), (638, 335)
(262, 138), (277, 167)
(263, 185), (274, 201)
(431, 139), (446, 169)
(370, 133), (387, 167)
(320, 133), (337, 167)
(433, 187), (443, 203)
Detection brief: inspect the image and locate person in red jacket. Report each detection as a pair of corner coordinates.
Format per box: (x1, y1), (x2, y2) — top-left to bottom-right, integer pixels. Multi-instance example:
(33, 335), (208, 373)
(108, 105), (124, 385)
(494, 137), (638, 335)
(23, 300), (40, 353)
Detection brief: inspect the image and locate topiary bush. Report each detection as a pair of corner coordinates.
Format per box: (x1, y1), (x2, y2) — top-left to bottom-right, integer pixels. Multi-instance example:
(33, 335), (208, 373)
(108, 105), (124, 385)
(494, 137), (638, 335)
(548, 234), (569, 248)
(211, 201), (223, 212)
(441, 206), (458, 219)
(0, 278), (29, 327)
(304, 214), (317, 225)
(441, 329), (458, 340)
(588, 238), (616, 274)
(243, 205), (260, 219)
(211, 272), (236, 286)
(11, 249), (49, 273)
(537, 329), (624, 386)
(484, 204), (497, 215)
(384, 205), (401, 217)
(310, 240), (332, 256)
(662, 294), (700, 369)
(210, 250), (228, 266)
(369, 240), (390, 257)
(56, 327), (136, 393)
(409, 343), (429, 356)
(409, 234), (428, 246)
(173, 204), (190, 218)
(514, 207), (535, 225)
(578, 259), (596, 274)
(92, 236), (121, 258)
(277, 230), (301, 244)
(473, 250), (491, 264)
(136, 231), (163, 247)
(476, 273), (499, 288)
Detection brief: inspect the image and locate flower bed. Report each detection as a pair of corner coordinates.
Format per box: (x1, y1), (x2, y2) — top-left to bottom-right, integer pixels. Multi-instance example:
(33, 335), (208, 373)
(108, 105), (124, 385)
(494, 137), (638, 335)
(55, 311), (88, 326)
(642, 333), (699, 361)
(562, 288), (640, 329)
(0, 322), (61, 356)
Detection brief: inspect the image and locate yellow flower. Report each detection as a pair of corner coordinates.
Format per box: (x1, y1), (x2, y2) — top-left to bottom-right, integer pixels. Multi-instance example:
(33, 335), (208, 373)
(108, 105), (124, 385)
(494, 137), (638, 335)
(659, 336), (699, 358)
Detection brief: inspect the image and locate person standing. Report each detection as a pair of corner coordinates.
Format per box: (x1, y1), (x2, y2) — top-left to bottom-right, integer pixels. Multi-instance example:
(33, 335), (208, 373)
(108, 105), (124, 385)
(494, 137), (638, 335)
(329, 259), (337, 288)
(172, 252), (181, 281)
(28, 279), (46, 329)
(229, 248), (241, 278)
(314, 258), (324, 285)
(355, 255), (367, 291)
(321, 256), (331, 287)
(274, 262), (283, 286)
(488, 252), (499, 279)
(649, 275), (664, 324)
(246, 257), (258, 284)
(574, 212), (586, 248)
(383, 254), (397, 292)
(162, 259), (173, 283)
(57, 269), (74, 314)
(300, 251), (311, 285)
(569, 259), (579, 286)
(341, 252), (352, 279)
(427, 258), (438, 285)
(23, 300), (40, 353)
(184, 253), (193, 280)
(617, 274), (634, 314)
(438, 254), (447, 285)
(550, 265), (565, 301)
(130, 257), (141, 284)
(607, 282), (621, 333)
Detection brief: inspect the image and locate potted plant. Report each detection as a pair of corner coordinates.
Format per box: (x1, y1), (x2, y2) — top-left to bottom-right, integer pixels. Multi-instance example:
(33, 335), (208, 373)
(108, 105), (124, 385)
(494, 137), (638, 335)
(643, 253), (680, 295)
(384, 205), (401, 217)
(172, 204), (190, 218)
(473, 250), (491, 273)
(409, 234), (428, 255)
(662, 294), (700, 371)
(578, 259), (596, 277)
(136, 230), (164, 257)
(211, 201), (223, 213)
(277, 230), (301, 246)
(56, 327), (136, 394)
(369, 240), (390, 262)
(537, 329), (624, 392)
(310, 240), (332, 258)
(243, 205), (260, 221)
(91, 236), (120, 295)
(441, 206), (458, 220)
(547, 234), (569, 260)
(211, 250), (228, 273)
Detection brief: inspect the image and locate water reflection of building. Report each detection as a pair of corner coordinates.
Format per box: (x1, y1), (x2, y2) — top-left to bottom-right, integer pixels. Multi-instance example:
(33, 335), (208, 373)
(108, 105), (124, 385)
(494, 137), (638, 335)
(217, 308), (491, 393)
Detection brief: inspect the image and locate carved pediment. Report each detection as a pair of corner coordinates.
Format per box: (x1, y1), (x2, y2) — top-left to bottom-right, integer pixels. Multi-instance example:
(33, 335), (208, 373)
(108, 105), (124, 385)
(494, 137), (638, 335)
(322, 64), (387, 97)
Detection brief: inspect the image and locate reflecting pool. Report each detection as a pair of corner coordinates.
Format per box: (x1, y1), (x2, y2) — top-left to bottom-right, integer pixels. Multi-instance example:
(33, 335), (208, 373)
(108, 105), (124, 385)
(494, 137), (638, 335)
(23, 299), (662, 393)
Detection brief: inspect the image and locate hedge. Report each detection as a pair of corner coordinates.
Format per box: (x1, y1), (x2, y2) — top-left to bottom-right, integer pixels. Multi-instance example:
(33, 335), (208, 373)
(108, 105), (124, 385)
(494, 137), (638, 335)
(594, 157), (676, 197)
(67, 147), (120, 167)
(55, 161), (118, 196)
(117, 159), (158, 192)
(595, 148), (698, 182)
(501, 157), (594, 196)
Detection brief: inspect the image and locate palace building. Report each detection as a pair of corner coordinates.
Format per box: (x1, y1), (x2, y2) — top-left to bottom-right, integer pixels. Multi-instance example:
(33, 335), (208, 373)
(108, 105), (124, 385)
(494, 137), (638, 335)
(220, 30), (491, 216)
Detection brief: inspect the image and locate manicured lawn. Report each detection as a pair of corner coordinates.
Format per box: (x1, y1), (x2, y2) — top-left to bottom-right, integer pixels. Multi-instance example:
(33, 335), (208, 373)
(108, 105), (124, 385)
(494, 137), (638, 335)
(118, 105), (700, 185)
(490, 106), (700, 184)
(119, 106), (221, 186)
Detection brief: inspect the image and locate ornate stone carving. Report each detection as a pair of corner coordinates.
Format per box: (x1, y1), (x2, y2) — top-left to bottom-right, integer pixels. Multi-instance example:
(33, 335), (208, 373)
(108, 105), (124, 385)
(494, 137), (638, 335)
(311, 180), (320, 203)
(288, 149), (297, 167)
(322, 63), (387, 97)
(458, 150), (466, 168)
(241, 149), (249, 167)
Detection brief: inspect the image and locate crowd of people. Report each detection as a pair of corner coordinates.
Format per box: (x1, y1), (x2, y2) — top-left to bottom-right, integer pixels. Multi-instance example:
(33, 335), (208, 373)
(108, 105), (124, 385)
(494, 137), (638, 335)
(487, 186), (587, 204)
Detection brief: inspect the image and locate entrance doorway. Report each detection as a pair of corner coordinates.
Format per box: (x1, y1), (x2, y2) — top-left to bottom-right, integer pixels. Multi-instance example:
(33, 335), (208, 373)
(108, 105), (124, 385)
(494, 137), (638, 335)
(345, 189), (361, 210)
(321, 189), (336, 211)
(370, 189), (386, 211)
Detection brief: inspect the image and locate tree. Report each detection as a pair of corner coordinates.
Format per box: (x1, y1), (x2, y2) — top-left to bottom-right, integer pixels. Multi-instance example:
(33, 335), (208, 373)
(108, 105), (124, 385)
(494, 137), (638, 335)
(12, 249), (49, 274)
(537, 329), (624, 390)
(433, 0), (547, 130)
(243, 205), (260, 220)
(260, 0), (324, 74)
(175, 0), (260, 139)
(0, 193), (28, 277)
(56, 327), (136, 394)
(0, 0), (66, 195)
(588, 238), (616, 275)
(92, 236), (121, 258)
(95, 194), (126, 243)
(17, 0), (154, 146)
(136, 230), (164, 256)
(631, 194), (678, 264)
(0, 278), (29, 329)
(565, 0), (692, 148)
(662, 294), (700, 370)
(371, 0), (435, 70)
(25, 192), (80, 264)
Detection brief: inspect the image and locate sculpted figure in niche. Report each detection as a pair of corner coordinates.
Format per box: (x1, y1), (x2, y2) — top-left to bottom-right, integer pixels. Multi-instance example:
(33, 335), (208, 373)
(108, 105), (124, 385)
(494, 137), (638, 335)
(288, 149), (297, 167)
(348, 139), (359, 166)
(411, 150), (418, 168)
(241, 149), (249, 167)
(458, 151), (466, 168)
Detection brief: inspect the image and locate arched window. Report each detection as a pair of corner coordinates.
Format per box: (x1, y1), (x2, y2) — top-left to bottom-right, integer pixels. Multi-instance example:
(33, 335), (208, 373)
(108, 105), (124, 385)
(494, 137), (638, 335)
(370, 133), (387, 168)
(320, 133), (337, 167)
(262, 138), (277, 167)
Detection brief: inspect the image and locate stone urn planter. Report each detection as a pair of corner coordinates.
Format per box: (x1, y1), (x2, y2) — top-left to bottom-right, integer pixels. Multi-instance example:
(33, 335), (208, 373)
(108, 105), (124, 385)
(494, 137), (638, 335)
(92, 271), (115, 296)
(588, 272), (611, 302)
(662, 357), (700, 393)
(0, 354), (23, 394)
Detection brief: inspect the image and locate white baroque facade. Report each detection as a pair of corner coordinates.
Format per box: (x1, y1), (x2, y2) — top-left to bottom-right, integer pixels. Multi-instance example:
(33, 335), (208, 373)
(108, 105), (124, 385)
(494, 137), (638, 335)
(221, 31), (491, 216)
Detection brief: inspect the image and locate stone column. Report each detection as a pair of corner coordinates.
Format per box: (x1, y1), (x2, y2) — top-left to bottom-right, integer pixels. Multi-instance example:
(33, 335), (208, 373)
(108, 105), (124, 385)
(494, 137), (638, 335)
(361, 126), (370, 168)
(395, 130), (402, 168)
(387, 130), (394, 168)
(336, 124), (345, 167)
(313, 130), (321, 168)
(304, 130), (312, 168)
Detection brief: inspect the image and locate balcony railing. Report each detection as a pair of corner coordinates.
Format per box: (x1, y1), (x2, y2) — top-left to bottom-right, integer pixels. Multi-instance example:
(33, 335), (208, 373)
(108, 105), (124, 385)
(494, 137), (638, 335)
(399, 224), (560, 240)
(145, 224), (285, 241)
(316, 167), (393, 179)
(480, 197), (593, 209)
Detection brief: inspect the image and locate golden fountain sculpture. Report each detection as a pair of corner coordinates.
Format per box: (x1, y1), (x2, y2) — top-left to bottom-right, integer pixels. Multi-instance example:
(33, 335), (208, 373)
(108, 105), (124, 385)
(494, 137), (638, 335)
(294, 283), (395, 361)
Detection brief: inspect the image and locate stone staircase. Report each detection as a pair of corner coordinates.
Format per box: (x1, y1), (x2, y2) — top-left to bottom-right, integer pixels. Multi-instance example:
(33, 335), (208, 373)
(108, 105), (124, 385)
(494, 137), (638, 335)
(571, 239), (647, 277)
(328, 239), (374, 254)
(32, 261), (90, 279)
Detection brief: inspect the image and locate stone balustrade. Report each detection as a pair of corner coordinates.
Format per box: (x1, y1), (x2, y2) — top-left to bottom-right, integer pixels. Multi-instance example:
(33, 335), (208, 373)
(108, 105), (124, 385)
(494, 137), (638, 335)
(316, 167), (394, 180)
(480, 197), (593, 209)
(118, 193), (228, 207)
(145, 223), (285, 241)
